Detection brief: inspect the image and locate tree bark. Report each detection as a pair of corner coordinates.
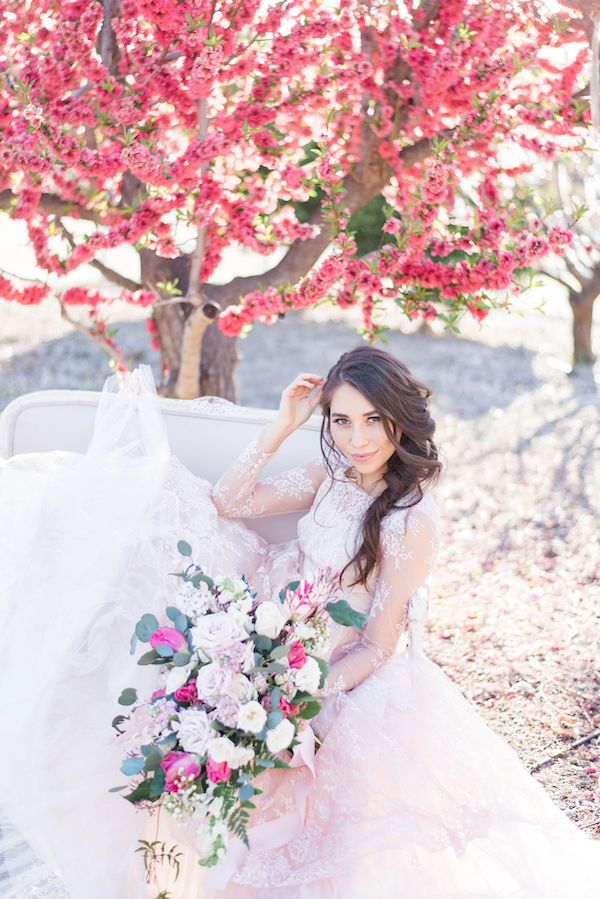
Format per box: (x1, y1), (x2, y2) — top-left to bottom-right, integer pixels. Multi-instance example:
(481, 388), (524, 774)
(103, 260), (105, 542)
(569, 288), (597, 365)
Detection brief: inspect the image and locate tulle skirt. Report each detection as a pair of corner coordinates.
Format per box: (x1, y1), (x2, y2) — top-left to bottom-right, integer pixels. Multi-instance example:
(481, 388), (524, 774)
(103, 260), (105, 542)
(0, 368), (599, 899)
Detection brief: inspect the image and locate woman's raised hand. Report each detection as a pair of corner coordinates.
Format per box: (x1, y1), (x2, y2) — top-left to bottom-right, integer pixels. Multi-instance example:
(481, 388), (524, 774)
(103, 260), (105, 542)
(276, 372), (325, 433)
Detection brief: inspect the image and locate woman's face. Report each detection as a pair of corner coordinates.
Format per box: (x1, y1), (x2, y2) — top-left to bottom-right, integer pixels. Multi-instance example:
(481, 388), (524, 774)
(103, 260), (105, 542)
(328, 382), (398, 479)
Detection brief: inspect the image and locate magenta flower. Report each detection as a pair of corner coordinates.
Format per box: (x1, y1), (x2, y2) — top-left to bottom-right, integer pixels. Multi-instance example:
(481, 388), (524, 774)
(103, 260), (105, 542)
(160, 751), (201, 792)
(149, 627), (187, 653)
(173, 680), (198, 704)
(206, 756), (231, 784)
(288, 641), (307, 670)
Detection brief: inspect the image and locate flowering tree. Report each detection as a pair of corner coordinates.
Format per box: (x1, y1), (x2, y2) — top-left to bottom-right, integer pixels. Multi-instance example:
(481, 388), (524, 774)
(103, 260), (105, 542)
(0, 1), (595, 399)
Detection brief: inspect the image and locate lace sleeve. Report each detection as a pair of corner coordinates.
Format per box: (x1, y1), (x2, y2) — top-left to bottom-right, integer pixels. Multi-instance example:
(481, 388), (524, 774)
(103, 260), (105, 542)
(210, 433), (325, 519)
(323, 498), (439, 694)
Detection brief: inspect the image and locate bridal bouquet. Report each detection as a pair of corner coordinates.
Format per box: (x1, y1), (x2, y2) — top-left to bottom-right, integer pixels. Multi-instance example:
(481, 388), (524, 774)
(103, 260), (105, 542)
(111, 540), (365, 870)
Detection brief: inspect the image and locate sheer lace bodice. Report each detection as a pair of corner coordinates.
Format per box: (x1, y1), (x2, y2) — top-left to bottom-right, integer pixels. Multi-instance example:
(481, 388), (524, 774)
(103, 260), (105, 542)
(211, 429), (440, 694)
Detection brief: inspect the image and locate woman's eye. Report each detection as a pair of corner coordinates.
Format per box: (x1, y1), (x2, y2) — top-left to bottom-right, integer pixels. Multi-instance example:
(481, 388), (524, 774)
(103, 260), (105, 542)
(333, 416), (380, 424)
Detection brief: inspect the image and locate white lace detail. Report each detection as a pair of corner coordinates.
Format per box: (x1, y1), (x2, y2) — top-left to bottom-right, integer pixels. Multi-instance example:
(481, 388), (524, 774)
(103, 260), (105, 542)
(210, 434), (325, 520)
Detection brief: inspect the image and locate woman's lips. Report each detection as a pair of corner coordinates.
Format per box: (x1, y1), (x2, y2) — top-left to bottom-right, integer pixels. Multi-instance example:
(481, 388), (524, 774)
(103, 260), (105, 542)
(351, 451), (377, 461)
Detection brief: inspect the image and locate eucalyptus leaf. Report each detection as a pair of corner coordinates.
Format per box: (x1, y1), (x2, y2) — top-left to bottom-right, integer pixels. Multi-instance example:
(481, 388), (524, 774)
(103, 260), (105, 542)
(177, 540), (192, 557)
(265, 661), (285, 674)
(156, 733), (178, 753)
(270, 686), (281, 710)
(135, 612), (159, 642)
(118, 687), (138, 706)
(166, 606), (182, 621)
(129, 632), (137, 656)
(174, 614), (188, 634)
(137, 649), (161, 666)
(256, 758), (275, 768)
(112, 714), (127, 730)
(325, 600), (367, 630)
(154, 643), (174, 658)
(120, 756), (145, 776)
(108, 785), (127, 793)
(239, 784), (255, 801)
(149, 768), (166, 799)
(173, 651), (192, 667)
(143, 751), (163, 774)
(269, 644), (289, 661)
(253, 635), (272, 653)
(267, 710), (284, 729)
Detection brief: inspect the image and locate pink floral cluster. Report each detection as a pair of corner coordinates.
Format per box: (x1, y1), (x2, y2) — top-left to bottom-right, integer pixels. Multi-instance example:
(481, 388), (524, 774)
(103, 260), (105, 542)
(0, 0), (589, 347)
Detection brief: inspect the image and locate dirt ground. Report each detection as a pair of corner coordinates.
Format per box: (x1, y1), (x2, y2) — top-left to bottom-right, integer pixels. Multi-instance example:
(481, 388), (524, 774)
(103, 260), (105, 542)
(1, 285), (599, 836)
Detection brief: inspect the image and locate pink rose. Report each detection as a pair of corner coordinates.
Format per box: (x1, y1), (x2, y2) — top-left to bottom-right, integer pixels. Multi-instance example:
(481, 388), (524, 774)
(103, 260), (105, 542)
(149, 627), (187, 653)
(288, 641), (307, 669)
(173, 680), (198, 703)
(160, 751), (201, 792)
(279, 696), (299, 718)
(151, 688), (166, 700)
(206, 756), (231, 783)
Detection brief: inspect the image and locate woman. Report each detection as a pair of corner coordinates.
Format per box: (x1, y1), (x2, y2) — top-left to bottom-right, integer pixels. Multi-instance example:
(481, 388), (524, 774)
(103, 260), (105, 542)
(0, 347), (598, 898)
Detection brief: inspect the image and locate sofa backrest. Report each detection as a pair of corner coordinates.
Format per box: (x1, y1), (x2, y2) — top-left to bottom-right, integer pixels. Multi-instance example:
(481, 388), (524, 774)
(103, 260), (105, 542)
(0, 389), (322, 543)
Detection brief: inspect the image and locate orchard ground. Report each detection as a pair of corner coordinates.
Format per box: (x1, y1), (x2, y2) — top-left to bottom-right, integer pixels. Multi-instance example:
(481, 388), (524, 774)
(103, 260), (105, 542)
(1, 271), (599, 834)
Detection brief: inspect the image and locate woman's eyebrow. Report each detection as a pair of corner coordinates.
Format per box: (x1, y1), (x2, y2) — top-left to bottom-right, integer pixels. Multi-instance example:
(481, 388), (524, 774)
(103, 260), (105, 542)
(331, 410), (378, 417)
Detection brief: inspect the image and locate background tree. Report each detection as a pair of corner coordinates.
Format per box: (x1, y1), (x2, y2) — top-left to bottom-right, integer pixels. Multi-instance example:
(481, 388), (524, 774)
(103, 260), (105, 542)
(0, 0), (593, 399)
(535, 159), (599, 367)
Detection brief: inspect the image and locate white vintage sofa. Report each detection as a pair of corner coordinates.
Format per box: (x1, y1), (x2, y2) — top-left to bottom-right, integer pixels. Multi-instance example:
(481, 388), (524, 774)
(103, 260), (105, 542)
(0, 385), (428, 639)
(0, 387), (322, 544)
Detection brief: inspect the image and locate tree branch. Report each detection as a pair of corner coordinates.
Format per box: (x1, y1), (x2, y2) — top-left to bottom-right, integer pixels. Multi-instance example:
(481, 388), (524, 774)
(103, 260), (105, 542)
(57, 218), (142, 292)
(0, 190), (106, 225)
(205, 130), (448, 310)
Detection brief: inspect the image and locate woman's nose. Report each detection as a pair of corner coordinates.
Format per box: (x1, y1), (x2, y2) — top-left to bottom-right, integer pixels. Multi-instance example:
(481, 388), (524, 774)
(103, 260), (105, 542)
(350, 431), (369, 448)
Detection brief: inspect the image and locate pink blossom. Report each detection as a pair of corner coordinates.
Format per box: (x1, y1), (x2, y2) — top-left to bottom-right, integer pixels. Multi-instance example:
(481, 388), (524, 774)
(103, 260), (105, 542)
(173, 680), (198, 703)
(206, 756), (231, 783)
(288, 641), (307, 669)
(149, 627), (187, 653)
(160, 751), (201, 792)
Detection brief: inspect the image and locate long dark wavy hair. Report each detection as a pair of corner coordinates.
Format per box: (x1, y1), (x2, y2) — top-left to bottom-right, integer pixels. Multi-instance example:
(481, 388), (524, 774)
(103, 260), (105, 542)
(317, 345), (442, 590)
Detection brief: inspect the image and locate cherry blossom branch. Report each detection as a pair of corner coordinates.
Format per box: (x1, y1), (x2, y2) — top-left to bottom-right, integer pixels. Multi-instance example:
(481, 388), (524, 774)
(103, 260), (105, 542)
(58, 296), (131, 372)
(0, 190), (105, 225)
(57, 218), (142, 292)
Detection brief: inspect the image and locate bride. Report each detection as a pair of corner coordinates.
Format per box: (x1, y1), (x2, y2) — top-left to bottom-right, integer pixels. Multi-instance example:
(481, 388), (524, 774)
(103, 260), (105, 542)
(0, 345), (598, 899)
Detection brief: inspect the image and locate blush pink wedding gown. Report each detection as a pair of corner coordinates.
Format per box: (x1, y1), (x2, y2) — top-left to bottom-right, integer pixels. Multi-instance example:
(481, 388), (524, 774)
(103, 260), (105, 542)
(0, 367), (598, 899)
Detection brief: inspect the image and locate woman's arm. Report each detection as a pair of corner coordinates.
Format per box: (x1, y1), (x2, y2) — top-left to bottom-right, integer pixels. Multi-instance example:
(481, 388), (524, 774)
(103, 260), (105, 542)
(211, 422), (325, 519)
(211, 373), (326, 519)
(323, 502), (439, 693)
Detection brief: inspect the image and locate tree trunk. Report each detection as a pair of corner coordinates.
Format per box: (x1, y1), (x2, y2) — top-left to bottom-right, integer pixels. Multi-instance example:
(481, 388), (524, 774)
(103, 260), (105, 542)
(140, 248), (240, 400)
(569, 288), (597, 365)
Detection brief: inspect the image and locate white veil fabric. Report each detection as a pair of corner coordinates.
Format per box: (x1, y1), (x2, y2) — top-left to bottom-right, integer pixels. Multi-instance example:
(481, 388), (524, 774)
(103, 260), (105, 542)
(0, 367), (177, 898)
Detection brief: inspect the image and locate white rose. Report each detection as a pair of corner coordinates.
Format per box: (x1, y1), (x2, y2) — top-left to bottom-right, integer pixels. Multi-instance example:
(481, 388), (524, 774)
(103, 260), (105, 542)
(225, 602), (253, 632)
(254, 602), (288, 640)
(293, 656), (321, 693)
(266, 718), (295, 754)
(228, 744), (255, 769)
(206, 736), (236, 764)
(196, 662), (232, 705)
(230, 673), (257, 702)
(174, 708), (212, 755)
(191, 612), (248, 657)
(237, 700), (267, 734)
